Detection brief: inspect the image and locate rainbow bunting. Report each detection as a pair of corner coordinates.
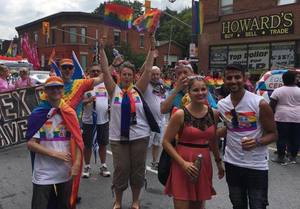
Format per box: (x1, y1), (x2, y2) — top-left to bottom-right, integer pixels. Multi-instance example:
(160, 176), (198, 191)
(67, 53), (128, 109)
(103, 3), (133, 30)
(192, 0), (204, 34)
(133, 9), (161, 33)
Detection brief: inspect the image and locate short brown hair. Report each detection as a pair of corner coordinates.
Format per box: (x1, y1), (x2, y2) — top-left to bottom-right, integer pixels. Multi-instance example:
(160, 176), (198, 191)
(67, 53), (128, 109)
(120, 61), (135, 74)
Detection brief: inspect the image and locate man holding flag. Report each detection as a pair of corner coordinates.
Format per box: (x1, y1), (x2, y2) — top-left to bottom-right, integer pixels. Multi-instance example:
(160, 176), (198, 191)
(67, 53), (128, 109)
(26, 76), (84, 209)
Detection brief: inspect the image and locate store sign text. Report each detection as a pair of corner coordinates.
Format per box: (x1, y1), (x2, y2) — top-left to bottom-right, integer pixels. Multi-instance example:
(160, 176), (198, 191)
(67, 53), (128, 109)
(221, 12), (294, 39)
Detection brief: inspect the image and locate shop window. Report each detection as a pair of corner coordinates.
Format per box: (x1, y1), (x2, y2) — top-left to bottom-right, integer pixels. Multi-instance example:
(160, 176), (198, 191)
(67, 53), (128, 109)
(271, 42), (295, 68)
(70, 27), (77, 44)
(81, 28), (87, 44)
(114, 30), (121, 47)
(139, 34), (145, 48)
(220, 0), (233, 15)
(278, 0), (296, 5)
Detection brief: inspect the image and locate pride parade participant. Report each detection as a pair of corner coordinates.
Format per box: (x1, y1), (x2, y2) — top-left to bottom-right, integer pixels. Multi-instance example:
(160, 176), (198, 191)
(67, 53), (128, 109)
(15, 67), (35, 88)
(26, 76), (84, 209)
(0, 64), (15, 92)
(100, 34), (156, 209)
(58, 58), (103, 118)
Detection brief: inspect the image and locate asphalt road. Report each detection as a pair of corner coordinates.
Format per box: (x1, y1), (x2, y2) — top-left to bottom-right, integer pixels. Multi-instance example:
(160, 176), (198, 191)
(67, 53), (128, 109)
(0, 144), (299, 209)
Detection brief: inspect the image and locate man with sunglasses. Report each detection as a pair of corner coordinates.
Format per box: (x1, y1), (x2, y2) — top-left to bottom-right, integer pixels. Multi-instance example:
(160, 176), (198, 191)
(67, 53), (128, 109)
(81, 64), (111, 178)
(217, 64), (277, 209)
(59, 58), (103, 119)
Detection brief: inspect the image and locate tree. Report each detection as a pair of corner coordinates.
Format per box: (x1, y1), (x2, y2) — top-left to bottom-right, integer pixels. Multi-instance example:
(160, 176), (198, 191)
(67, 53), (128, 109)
(105, 42), (146, 69)
(92, 0), (143, 19)
(156, 8), (192, 57)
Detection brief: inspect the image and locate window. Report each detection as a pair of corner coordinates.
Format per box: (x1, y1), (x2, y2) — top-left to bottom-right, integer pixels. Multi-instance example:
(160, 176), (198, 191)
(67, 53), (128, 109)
(62, 27), (65, 43)
(278, 0), (296, 5)
(220, 0), (233, 15)
(80, 54), (88, 70)
(81, 28), (87, 44)
(51, 29), (56, 45)
(70, 27), (77, 44)
(139, 34), (145, 48)
(114, 30), (121, 46)
(34, 32), (38, 43)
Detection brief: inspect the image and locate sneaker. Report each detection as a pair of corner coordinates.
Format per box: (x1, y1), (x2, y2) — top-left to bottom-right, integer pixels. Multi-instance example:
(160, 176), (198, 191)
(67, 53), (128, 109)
(271, 156), (287, 165)
(82, 166), (91, 178)
(151, 162), (159, 171)
(287, 157), (297, 165)
(100, 165), (111, 177)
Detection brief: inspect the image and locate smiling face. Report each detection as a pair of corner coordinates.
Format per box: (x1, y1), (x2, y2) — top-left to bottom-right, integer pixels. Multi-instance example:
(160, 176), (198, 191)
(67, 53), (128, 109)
(89, 65), (102, 78)
(151, 67), (161, 83)
(224, 69), (245, 93)
(0, 65), (9, 79)
(45, 86), (64, 101)
(60, 65), (74, 82)
(188, 79), (208, 104)
(120, 67), (134, 89)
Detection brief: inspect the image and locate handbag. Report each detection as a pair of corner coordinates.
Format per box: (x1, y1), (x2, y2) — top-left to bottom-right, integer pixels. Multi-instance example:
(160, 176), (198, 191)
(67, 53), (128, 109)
(158, 139), (176, 185)
(133, 87), (160, 133)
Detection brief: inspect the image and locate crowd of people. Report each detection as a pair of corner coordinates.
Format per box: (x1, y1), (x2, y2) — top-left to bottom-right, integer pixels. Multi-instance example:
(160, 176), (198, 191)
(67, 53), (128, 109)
(23, 33), (300, 209)
(0, 64), (35, 92)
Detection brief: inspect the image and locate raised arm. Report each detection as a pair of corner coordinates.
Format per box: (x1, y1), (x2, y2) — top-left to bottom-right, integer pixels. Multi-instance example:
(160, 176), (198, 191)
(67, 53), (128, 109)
(99, 41), (116, 99)
(160, 75), (188, 114)
(135, 34), (156, 93)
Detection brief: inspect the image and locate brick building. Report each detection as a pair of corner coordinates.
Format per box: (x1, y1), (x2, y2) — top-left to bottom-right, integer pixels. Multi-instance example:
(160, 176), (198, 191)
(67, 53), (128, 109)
(199, 0), (300, 77)
(15, 12), (152, 70)
(155, 40), (184, 68)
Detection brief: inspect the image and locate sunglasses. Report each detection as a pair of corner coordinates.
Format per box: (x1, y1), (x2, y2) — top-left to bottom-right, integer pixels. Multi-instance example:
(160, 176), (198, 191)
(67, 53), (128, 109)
(91, 70), (101, 73)
(61, 65), (74, 70)
(230, 109), (239, 128)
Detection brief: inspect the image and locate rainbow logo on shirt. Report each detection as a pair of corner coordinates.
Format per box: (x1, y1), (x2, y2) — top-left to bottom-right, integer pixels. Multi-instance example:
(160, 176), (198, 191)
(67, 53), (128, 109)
(225, 111), (257, 132)
(113, 90), (141, 105)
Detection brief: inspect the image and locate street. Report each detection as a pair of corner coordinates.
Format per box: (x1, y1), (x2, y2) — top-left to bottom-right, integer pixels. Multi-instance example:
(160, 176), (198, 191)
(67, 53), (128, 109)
(0, 144), (299, 209)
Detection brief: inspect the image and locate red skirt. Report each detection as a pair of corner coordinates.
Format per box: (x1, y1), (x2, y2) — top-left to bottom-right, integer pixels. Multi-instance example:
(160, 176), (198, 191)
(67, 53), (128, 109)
(164, 145), (216, 201)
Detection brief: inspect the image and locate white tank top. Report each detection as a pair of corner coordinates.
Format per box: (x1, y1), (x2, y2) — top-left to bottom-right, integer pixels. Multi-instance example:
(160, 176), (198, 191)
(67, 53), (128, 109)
(218, 91), (268, 170)
(109, 85), (150, 141)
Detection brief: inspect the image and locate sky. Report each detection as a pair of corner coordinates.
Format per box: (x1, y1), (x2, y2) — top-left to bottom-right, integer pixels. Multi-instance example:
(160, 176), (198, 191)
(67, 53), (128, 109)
(0, 0), (191, 40)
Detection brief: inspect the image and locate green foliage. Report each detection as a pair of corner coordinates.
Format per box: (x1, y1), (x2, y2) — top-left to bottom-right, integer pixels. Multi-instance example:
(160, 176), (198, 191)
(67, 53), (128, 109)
(92, 0), (143, 19)
(156, 8), (193, 57)
(105, 42), (146, 69)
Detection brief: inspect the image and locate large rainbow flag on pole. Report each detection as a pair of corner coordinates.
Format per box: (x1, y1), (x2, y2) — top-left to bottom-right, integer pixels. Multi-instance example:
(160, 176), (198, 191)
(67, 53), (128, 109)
(133, 9), (161, 33)
(103, 3), (133, 30)
(192, 0), (204, 34)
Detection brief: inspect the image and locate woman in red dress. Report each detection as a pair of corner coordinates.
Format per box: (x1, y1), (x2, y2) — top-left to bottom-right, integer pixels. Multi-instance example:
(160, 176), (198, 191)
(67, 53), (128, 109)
(162, 76), (225, 209)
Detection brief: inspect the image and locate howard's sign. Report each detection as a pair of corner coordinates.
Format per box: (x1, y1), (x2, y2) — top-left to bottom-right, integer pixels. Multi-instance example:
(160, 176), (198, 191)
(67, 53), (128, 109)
(221, 12), (294, 39)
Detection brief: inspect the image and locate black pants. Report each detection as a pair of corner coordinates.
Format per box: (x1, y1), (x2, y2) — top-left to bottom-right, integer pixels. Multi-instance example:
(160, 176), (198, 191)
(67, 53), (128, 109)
(225, 163), (269, 209)
(276, 122), (300, 158)
(31, 180), (72, 209)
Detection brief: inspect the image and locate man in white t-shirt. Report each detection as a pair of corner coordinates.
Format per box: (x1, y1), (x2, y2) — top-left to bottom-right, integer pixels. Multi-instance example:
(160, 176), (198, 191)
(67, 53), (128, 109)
(144, 66), (167, 170)
(217, 64), (277, 209)
(82, 64), (111, 178)
(27, 76), (82, 209)
(270, 70), (300, 165)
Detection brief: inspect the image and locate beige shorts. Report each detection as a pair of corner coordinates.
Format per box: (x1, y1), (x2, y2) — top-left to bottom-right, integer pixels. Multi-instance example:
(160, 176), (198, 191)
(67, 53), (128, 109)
(110, 137), (149, 191)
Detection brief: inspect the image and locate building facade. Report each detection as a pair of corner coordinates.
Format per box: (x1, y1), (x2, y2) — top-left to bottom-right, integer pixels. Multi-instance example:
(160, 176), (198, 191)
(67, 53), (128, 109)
(155, 40), (184, 68)
(15, 12), (152, 70)
(199, 0), (300, 77)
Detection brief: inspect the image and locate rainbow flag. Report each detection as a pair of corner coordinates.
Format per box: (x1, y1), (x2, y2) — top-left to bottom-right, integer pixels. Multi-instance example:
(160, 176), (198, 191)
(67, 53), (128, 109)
(192, 0), (204, 34)
(133, 9), (161, 33)
(103, 3), (133, 30)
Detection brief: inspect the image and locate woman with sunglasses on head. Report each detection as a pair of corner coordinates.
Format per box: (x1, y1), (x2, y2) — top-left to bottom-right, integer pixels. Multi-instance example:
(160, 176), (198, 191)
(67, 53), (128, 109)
(162, 76), (225, 209)
(99, 34), (156, 209)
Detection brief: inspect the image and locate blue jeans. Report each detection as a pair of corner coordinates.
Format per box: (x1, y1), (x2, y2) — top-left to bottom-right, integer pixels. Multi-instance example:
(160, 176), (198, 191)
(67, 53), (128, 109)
(225, 163), (269, 209)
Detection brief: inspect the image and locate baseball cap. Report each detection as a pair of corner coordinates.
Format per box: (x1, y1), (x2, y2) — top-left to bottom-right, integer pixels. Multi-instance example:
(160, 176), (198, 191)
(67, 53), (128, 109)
(45, 76), (64, 87)
(59, 58), (74, 66)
